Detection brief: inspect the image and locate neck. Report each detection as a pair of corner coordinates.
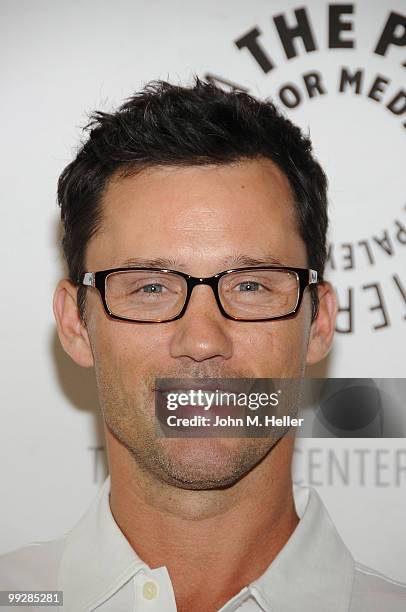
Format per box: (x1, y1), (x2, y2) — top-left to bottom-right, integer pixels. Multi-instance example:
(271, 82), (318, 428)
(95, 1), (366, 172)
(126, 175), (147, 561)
(106, 429), (299, 611)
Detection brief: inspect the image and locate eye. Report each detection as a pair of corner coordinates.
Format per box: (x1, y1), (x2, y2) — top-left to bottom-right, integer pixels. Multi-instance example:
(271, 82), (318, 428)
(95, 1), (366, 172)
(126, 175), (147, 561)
(236, 281), (261, 292)
(140, 283), (165, 293)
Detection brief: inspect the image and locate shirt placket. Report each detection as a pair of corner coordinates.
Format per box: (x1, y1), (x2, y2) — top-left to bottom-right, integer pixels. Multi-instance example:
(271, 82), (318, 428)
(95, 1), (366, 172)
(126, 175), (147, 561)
(133, 566), (177, 611)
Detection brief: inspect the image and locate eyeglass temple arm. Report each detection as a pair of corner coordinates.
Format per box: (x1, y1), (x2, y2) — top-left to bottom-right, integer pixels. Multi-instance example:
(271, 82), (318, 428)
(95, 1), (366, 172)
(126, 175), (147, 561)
(81, 272), (95, 287)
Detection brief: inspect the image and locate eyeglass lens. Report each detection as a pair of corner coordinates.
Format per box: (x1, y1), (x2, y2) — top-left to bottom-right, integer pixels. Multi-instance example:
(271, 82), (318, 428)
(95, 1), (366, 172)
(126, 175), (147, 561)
(105, 269), (300, 321)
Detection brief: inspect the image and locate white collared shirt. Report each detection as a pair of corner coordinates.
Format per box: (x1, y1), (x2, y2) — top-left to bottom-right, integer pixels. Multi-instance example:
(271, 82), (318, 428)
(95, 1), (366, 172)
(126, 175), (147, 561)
(1, 477), (405, 611)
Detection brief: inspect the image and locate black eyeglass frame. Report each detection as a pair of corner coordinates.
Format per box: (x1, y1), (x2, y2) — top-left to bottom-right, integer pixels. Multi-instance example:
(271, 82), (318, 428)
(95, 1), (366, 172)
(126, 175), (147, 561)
(79, 266), (319, 323)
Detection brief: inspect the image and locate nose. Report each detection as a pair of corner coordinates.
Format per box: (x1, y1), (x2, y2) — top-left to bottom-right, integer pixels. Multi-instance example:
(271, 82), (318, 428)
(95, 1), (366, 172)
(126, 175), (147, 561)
(169, 285), (233, 362)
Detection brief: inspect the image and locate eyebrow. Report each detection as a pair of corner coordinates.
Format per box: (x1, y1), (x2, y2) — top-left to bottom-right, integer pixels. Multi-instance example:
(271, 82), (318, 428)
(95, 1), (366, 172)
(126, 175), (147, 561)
(120, 254), (286, 269)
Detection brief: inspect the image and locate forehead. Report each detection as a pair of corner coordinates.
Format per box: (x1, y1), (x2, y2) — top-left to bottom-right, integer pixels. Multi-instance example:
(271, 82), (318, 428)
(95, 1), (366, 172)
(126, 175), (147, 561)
(87, 158), (307, 272)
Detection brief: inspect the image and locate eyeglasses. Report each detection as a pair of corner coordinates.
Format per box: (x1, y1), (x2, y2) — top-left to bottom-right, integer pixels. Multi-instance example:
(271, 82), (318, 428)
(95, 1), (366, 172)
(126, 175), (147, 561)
(79, 266), (318, 323)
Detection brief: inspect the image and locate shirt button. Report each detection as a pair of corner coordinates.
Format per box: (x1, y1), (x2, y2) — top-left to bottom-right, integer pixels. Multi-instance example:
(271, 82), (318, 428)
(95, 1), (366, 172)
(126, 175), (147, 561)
(142, 580), (158, 600)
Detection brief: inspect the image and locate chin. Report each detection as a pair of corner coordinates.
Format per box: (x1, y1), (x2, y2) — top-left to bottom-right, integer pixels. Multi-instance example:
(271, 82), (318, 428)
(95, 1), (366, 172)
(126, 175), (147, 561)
(154, 437), (270, 490)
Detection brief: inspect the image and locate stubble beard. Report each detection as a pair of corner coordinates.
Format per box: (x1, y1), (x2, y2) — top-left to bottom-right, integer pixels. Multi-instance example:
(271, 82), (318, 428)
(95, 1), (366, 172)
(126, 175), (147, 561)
(97, 368), (283, 490)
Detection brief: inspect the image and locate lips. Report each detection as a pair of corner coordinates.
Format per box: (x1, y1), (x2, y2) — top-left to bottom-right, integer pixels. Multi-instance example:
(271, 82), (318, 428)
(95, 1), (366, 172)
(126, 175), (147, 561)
(158, 389), (244, 407)
(154, 382), (248, 433)
(153, 377), (256, 394)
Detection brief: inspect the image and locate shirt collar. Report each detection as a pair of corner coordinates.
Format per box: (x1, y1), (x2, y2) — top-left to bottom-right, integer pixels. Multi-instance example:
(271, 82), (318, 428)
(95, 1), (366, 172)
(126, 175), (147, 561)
(58, 477), (355, 612)
(58, 476), (145, 612)
(248, 484), (355, 612)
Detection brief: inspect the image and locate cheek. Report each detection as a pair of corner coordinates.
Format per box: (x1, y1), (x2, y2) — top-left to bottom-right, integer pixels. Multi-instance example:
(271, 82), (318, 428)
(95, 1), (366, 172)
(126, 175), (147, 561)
(238, 314), (310, 376)
(89, 321), (167, 427)
(89, 313), (169, 381)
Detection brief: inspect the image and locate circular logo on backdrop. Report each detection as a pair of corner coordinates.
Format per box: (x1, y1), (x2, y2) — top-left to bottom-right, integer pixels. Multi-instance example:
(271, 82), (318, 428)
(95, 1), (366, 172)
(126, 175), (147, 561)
(205, 4), (406, 337)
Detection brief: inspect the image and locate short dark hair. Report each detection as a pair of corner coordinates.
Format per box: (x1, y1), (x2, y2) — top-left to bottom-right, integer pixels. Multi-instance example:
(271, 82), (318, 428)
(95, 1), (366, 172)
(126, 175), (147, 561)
(58, 77), (328, 321)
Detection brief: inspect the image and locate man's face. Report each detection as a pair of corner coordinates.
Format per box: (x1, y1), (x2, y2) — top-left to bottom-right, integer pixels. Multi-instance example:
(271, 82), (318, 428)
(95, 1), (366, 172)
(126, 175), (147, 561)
(76, 159), (317, 488)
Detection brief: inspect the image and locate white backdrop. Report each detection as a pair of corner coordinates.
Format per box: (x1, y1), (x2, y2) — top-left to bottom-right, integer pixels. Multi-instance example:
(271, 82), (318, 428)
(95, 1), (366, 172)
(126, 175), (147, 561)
(1, 0), (405, 583)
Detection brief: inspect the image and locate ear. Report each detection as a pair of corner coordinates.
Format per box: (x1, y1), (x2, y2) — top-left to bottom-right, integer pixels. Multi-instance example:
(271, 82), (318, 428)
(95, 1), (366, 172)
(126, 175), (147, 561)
(53, 279), (94, 368)
(306, 281), (337, 366)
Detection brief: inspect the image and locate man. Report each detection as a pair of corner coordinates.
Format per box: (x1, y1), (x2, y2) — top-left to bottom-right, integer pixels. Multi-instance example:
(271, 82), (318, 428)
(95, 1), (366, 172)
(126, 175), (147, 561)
(1, 79), (405, 611)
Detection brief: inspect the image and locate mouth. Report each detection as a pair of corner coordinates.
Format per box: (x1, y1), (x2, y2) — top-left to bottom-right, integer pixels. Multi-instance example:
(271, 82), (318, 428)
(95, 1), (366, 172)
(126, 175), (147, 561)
(153, 380), (250, 433)
(155, 391), (245, 415)
(152, 377), (257, 394)
(154, 382), (253, 412)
